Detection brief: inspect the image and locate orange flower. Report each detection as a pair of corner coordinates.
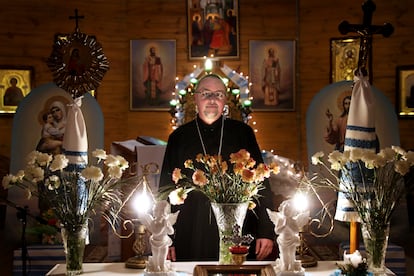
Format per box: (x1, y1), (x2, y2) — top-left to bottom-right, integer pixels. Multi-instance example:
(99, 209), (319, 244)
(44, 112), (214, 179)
(233, 162), (244, 175)
(221, 161), (228, 174)
(255, 163), (271, 181)
(241, 169), (255, 183)
(192, 169), (208, 186)
(184, 159), (193, 169)
(230, 149), (250, 164)
(269, 162), (280, 175)
(172, 168), (183, 184)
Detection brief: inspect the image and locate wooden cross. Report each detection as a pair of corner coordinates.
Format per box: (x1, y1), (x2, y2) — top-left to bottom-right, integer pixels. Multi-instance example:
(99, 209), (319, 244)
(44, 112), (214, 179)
(69, 9), (85, 32)
(338, 0), (393, 79)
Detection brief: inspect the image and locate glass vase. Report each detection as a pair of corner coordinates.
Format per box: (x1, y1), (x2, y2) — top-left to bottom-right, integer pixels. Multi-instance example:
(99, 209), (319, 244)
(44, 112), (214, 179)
(61, 223), (89, 276)
(211, 202), (249, 265)
(361, 222), (390, 276)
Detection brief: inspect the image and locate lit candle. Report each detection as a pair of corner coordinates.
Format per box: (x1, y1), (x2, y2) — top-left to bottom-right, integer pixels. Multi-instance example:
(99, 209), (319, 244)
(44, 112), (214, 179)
(204, 58), (213, 72)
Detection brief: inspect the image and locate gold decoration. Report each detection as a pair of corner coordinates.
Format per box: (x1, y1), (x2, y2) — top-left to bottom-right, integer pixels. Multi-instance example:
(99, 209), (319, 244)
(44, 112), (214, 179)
(47, 30), (109, 98)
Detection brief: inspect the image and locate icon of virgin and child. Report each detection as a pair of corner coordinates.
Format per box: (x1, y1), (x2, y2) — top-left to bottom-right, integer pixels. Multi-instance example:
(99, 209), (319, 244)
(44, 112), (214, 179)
(36, 99), (68, 155)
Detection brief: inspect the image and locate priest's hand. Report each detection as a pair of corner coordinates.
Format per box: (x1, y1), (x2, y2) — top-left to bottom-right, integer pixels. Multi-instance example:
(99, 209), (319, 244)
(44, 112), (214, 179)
(167, 246), (176, 261)
(255, 238), (274, 260)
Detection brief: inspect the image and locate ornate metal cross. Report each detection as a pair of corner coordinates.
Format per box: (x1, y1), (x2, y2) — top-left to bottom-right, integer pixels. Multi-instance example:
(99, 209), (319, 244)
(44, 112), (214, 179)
(338, 0), (393, 79)
(69, 9), (85, 32)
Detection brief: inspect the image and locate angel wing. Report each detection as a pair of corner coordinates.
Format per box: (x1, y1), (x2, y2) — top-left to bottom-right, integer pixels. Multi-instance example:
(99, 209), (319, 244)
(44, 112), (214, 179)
(167, 210), (180, 226)
(266, 208), (283, 225)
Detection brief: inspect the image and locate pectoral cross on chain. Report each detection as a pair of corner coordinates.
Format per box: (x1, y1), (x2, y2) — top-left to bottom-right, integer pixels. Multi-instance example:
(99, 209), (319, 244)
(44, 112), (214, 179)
(69, 9), (85, 32)
(338, 0), (393, 80)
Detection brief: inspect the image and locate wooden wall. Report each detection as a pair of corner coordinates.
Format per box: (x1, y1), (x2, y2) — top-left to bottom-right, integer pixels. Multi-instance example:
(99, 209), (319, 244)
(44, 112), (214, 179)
(1, 0), (413, 167)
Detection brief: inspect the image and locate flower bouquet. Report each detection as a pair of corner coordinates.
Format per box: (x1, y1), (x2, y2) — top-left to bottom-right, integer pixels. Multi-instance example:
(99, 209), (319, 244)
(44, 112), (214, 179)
(2, 149), (133, 275)
(160, 149), (279, 264)
(302, 146), (414, 274)
(164, 149), (279, 205)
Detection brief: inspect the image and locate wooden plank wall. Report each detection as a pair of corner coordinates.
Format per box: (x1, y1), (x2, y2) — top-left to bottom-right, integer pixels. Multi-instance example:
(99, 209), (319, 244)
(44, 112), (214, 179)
(0, 0), (413, 167)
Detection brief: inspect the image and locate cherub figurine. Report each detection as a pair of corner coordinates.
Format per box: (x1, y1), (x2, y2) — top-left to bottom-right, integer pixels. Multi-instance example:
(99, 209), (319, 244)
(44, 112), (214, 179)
(267, 199), (309, 272)
(139, 200), (179, 272)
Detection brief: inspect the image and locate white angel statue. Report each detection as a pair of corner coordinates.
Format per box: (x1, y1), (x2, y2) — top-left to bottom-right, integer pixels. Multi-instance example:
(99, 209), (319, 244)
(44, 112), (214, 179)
(267, 199), (309, 273)
(139, 200), (179, 272)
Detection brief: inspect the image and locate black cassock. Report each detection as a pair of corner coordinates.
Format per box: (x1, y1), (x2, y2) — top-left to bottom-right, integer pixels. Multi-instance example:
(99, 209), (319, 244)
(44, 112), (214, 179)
(159, 116), (275, 261)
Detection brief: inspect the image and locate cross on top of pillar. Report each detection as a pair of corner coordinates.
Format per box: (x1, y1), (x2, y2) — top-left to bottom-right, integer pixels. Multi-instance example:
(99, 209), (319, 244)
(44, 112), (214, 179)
(338, 0), (393, 78)
(69, 9), (85, 32)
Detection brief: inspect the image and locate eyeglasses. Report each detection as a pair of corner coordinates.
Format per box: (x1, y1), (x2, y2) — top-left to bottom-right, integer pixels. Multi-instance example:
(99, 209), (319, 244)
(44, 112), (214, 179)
(195, 90), (226, 100)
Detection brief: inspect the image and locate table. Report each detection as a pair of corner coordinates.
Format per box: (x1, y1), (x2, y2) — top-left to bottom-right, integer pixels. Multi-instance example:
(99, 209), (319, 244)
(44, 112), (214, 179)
(46, 261), (395, 275)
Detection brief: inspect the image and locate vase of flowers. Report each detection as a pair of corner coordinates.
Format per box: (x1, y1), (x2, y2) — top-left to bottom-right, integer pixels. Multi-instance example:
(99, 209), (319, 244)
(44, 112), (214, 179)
(304, 146), (414, 275)
(361, 222), (390, 275)
(211, 202), (249, 264)
(163, 149), (279, 263)
(61, 222), (89, 275)
(2, 149), (132, 275)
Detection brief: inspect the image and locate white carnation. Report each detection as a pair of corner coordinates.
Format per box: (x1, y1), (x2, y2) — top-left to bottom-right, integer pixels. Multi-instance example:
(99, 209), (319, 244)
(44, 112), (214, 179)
(92, 149), (107, 161)
(108, 166), (123, 179)
(50, 154), (69, 171)
(104, 155), (119, 167)
(81, 166), (104, 182)
(311, 152), (324, 165)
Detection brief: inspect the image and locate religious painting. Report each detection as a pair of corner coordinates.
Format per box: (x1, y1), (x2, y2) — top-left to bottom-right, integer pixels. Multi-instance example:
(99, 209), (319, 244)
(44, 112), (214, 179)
(47, 32), (109, 98)
(248, 40), (296, 111)
(330, 36), (371, 83)
(0, 66), (34, 114)
(396, 65), (414, 117)
(187, 0), (239, 60)
(130, 40), (176, 111)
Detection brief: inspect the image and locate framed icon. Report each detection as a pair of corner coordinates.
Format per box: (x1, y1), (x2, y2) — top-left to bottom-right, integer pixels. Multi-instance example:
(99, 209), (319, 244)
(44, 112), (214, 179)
(396, 65), (414, 117)
(0, 65), (34, 114)
(187, 0), (239, 60)
(248, 40), (296, 111)
(130, 40), (176, 111)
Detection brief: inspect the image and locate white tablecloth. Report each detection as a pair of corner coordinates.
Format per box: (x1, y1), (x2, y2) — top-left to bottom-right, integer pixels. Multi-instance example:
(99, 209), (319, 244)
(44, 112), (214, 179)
(46, 260), (397, 276)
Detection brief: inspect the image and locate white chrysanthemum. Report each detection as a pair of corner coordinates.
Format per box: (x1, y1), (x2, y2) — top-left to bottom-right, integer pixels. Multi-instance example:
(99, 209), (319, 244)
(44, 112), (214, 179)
(104, 155), (120, 167)
(92, 149), (107, 161)
(108, 166), (123, 179)
(395, 160), (410, 176)
(116, 156), (129, 170)
(81, 166), (104, 182)
(50, 154), (69, 171)
(311, 152), (324, 165)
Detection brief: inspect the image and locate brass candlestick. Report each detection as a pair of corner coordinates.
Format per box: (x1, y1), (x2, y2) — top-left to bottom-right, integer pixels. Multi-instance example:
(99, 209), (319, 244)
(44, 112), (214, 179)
(125, 222), (148, 269)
